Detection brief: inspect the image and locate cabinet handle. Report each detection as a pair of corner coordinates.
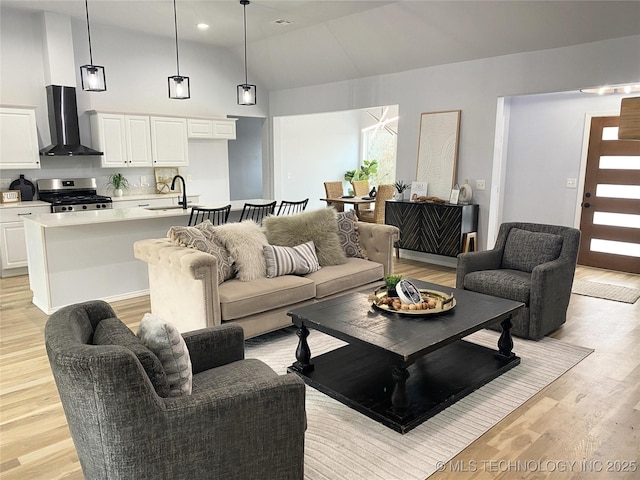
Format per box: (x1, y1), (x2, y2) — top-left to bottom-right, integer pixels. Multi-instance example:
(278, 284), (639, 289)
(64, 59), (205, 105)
(138, 204), (150, 207)
(17, 212), (33, 216)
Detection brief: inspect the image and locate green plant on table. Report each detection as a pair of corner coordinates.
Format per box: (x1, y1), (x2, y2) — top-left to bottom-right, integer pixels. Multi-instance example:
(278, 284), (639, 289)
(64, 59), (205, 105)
(394, 180), (409, 194)
(384, 274), (403, 290)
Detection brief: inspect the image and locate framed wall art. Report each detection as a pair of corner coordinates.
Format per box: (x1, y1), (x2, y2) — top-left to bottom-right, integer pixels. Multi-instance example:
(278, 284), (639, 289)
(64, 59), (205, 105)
(416, 110), (461, 201)
(154, 167), (180, 194)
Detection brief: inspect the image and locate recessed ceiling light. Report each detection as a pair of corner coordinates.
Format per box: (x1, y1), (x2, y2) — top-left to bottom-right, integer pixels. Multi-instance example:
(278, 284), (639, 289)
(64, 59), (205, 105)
(197, 23), (210, 30)
(272, 19), (293, 26)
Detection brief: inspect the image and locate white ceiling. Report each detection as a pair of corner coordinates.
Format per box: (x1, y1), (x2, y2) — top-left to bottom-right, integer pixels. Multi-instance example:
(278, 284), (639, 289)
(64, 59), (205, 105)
(3, 1), (640, 90)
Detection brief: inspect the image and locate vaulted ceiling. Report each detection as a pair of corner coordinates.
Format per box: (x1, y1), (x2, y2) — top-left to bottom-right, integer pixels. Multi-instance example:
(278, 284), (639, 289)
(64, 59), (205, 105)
(4, 1), (640, 90)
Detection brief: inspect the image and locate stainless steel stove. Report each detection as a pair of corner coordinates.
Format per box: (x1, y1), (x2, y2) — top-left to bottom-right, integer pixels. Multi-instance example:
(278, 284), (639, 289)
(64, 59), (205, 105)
(37, 178), (113, 213)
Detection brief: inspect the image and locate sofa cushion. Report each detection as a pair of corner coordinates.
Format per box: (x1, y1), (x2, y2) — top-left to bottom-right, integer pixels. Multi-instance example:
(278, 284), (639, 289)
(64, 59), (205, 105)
(167, 222), (235, 284)
(336, 210), (367, 259)
(137, 313), (192, 396)
(213, 220), (269, 282)
(263, 208), (347, 267)
(93, 317), (170, 397)
(501, 228), (563, 273)
(306, 257), (384, 298)
(263, 241), (321, 278)
(463, 269), (531, 305)
(219, 275), (315, 321)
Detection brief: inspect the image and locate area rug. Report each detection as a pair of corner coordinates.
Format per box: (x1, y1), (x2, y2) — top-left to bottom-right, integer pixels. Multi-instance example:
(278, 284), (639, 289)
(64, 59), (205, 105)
(572, 279), (640, 304)
(245, 327), (593, 480)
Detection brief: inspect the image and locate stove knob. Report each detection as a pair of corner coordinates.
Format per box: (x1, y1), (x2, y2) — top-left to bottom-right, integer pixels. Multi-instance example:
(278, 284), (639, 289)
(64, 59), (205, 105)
(96, 204), (101, 209)
(83, 205), (88, 210)
(68, 206), (73, 211)
(61, 207), (67, 211)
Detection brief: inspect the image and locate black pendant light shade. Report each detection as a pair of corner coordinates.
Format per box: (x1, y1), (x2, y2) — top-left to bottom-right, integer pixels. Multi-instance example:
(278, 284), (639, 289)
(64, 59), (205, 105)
(169, 0), (190, 99)
(237, 0), (256, 105)
(169, 76), (190, 99)
(80, 0), (106, 91)
(237, 84), (256, 105)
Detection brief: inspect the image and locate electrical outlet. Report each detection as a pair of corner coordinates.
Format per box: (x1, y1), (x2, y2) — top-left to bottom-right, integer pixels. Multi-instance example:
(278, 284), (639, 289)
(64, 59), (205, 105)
(186, 175), (192, 182)
(140, 176), (147, 186)
(566, 178), (577, 189)
(476, 180), (486, 191)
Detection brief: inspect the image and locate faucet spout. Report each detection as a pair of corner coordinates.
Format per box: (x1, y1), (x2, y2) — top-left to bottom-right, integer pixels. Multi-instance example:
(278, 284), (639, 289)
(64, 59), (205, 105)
(170, 175), (188, 209)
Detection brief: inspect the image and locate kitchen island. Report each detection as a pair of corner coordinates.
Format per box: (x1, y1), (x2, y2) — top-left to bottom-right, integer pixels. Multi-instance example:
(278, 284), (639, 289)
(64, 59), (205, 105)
(23, 199), (271, 314)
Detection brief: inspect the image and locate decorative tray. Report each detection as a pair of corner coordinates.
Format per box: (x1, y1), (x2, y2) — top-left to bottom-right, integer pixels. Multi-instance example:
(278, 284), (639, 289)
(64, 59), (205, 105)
(369, 286), (456, 316)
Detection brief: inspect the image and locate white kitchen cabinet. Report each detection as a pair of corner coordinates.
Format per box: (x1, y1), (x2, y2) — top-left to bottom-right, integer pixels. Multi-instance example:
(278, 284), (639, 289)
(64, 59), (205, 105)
(0, 203), (51, 276)
(150, 117), (189, 166)
(90, 113), (152, 168)
(0, 107), (41, 169)
(187, 118), (236, 140)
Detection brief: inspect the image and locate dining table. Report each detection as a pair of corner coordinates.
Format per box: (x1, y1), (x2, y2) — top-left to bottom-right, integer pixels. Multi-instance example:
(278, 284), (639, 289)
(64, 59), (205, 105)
(320, 196), (374, 217)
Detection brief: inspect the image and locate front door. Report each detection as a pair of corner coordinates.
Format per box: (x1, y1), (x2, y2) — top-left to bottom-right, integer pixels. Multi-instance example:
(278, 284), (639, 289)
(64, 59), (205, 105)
(578, 116), (640, 274)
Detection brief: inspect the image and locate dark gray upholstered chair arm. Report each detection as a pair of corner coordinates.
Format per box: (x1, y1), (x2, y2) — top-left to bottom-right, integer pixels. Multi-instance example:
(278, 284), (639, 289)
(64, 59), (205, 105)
(456, 248), (503, 288)
(161, 374), (306, 479)
(182, 323), (245, 374)
(527, 257), (577, 339)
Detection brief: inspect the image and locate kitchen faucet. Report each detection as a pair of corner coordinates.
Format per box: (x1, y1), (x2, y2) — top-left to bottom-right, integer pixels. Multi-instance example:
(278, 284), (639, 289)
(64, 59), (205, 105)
(170, 175), (188, 209)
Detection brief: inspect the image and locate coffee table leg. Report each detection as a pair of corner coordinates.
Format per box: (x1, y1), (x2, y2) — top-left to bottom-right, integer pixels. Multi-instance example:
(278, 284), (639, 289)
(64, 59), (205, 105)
(391, 365), (410, 414)
(498, 317), (515, 358)
(293, 323), (314, 373)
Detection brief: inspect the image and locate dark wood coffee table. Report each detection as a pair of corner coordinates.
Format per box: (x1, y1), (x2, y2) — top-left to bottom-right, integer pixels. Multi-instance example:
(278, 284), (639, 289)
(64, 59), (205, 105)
(287, 280), (524, 433)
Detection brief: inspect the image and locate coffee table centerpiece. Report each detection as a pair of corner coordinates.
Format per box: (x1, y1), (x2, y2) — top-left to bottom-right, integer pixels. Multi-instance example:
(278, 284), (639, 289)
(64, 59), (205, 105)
(287, 279), (524, 433)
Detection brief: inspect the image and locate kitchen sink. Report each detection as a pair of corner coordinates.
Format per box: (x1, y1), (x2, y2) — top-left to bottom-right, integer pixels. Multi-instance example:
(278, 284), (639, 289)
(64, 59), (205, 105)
(144, 205), (192, 211)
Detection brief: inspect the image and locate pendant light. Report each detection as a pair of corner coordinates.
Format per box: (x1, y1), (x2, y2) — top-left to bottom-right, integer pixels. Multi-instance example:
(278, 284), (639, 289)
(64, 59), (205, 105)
(168, 0), (190, 99)
(237, 0), (256, 105)
(79, 0), (106, 91)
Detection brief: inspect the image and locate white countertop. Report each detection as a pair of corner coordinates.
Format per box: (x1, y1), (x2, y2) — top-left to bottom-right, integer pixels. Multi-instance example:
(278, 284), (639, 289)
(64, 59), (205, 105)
(0, 200), (50, 209)
(110, 193), (197, 203)
(21, 199), (274, 228)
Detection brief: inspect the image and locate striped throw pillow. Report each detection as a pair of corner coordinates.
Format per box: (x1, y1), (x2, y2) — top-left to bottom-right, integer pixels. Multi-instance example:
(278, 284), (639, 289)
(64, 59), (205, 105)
(263, 241), (321, 278)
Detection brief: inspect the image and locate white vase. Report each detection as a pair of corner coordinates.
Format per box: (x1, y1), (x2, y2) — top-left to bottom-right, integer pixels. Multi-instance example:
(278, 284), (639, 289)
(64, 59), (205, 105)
(458, 179), (472, 204)
(114, 188), (123, 197)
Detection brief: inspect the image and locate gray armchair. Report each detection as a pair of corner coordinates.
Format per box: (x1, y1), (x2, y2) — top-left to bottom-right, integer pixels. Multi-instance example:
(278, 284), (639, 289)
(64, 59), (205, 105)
(45, 300), (306, 480)
(456, 222), (580, 340)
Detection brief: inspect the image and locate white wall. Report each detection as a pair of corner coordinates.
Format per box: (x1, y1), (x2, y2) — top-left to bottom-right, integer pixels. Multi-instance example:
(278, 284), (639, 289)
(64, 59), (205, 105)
(274, 110), (361, 210)
(269, 35), (640, 249)
(502, 91), (634, 227)
(0, 7), (267, 204)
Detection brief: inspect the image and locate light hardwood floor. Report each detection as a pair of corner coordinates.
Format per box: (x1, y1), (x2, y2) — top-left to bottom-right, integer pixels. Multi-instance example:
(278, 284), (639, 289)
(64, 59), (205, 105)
(0, 260), (638, 480)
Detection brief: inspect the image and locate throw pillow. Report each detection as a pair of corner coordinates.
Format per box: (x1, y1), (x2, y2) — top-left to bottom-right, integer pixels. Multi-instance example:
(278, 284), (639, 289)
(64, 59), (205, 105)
(263, 208), (347, 266)
(501, 228), (563, 273)
(137, 313), (192, 396)
(167, 222), (235, 284)
(263, 241), (321, 278)
(212, 220), (269, 281)
(93, 317), (170, 397)
(336, 210), (367, 259)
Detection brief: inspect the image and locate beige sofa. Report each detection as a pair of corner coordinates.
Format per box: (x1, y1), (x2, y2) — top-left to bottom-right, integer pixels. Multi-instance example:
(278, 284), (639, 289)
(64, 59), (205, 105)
(134, 221), (399, 338)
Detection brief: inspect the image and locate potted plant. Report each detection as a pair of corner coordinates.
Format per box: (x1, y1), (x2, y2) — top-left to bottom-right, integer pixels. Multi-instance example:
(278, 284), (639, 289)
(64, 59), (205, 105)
(106, 173), (129, 197)
(384, 274), (403, 297)
(394, 180), (409, 200)
(344, 159), (379, 183)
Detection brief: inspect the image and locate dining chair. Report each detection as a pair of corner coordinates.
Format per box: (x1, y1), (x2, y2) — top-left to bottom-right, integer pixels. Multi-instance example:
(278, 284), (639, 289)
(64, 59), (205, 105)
(188, 205), (231, 226)
(358, 184), (395, 224)
(323, 182), (344, 212)
(351, 180), (372, 209)
(276, 199), (309, 216)
(239, 201), (277, 224)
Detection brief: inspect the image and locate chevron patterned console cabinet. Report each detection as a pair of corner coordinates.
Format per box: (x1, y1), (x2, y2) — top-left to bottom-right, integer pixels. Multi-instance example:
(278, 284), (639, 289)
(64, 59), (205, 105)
(385, 201), (479, 257)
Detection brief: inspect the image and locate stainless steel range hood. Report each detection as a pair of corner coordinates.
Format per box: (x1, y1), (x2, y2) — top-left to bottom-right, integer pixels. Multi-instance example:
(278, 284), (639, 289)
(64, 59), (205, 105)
(39, 85), (103, 156)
